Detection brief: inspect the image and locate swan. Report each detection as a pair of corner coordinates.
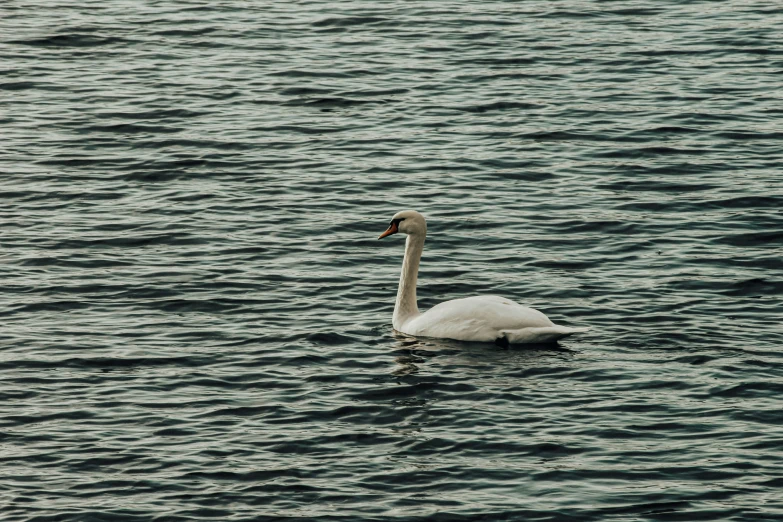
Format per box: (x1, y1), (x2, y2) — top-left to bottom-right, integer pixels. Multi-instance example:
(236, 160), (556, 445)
(378, 210), (587, 345)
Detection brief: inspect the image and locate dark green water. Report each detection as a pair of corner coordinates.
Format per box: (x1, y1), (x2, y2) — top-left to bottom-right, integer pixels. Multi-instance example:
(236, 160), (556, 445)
(2, 1), (782, 520)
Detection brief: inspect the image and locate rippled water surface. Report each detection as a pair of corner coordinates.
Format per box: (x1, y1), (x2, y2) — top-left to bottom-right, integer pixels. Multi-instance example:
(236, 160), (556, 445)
(2, 1), (783, 520)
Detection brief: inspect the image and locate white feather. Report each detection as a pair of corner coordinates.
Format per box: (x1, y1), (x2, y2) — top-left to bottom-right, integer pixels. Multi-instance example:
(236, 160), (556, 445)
(379, 210), (587, 344)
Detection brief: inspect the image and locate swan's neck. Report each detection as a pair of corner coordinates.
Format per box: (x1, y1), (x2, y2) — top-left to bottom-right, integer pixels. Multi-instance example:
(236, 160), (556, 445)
(393, 233), (424, 329)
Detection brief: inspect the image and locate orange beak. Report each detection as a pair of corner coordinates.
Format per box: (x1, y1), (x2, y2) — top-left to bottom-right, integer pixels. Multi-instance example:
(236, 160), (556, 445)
(378, 221), (398, 239)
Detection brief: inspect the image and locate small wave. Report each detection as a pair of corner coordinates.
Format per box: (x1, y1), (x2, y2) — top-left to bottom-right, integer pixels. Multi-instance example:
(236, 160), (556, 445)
(282, 97), (383, 108)
(0, 81), (37, 91)
(312, 16), (390, 28)
(458, 101), (544, 113)
(151, 27), (217, 37)
(10, 33), (130, 48)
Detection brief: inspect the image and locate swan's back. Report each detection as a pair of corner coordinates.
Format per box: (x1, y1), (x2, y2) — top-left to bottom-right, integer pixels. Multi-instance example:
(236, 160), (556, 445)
(427, 295), (553, 328)
(404, 295), (570, 343)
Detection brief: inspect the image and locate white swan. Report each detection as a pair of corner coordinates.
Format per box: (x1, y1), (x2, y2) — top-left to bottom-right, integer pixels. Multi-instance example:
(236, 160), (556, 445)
(378, 210), (587, 345)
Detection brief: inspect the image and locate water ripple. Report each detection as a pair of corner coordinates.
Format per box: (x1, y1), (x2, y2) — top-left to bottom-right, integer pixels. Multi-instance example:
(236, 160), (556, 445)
(2, 0), (783, 521)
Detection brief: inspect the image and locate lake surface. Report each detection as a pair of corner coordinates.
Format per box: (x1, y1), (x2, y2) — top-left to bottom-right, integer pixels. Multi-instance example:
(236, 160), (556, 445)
(2, 1), (782, 520)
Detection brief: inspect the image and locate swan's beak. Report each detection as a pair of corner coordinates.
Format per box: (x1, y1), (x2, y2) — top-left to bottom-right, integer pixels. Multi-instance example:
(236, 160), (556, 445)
(378, 221), (398, 239)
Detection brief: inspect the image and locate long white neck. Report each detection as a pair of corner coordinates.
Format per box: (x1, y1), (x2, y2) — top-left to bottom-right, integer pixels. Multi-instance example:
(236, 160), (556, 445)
(393, 232), (425, 330)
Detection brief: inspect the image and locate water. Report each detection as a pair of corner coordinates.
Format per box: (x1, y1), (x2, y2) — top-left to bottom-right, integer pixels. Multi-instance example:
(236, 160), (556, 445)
(2, 1), (783, 520)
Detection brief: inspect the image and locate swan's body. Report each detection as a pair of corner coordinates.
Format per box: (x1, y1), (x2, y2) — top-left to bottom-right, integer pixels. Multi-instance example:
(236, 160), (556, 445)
(379, 210), (586, 345)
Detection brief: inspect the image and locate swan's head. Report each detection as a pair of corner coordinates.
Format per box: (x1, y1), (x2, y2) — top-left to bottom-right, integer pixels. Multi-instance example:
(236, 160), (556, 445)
(378, 210), (427, 239)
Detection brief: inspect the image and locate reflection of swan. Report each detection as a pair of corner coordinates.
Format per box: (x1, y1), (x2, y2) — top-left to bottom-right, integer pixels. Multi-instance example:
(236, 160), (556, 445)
(378, 210), (587, 345)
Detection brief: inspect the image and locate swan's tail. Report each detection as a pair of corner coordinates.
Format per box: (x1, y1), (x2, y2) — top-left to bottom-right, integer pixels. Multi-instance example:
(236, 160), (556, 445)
(501, 325), (589, 344)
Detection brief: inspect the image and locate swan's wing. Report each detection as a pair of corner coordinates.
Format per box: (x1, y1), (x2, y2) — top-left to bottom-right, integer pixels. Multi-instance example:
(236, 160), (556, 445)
(500, 325), (589, 344)
(427, 296), (554, 328)
(405, 295), (556, 342)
